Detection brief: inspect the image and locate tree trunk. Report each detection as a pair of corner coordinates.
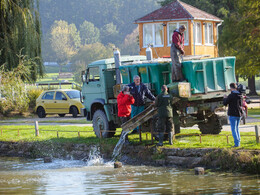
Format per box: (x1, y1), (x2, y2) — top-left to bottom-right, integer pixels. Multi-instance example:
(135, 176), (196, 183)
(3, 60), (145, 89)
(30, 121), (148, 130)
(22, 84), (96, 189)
(248, 75), (257, 95)
(236, 75), (239, 82)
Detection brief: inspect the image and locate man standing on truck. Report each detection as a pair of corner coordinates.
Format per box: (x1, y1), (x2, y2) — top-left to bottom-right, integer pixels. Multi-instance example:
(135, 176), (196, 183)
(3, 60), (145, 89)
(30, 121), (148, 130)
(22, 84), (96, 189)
(223, 83), (243, 147)
(171, 25), (186, 82)
(117, 86), (135, 143)
(128, 75), (155, 134)
(155, 85), (174, 146)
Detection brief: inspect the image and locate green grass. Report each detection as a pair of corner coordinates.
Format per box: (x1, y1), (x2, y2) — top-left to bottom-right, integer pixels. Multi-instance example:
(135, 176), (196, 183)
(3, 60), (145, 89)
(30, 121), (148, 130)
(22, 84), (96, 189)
(39, 119), (91, 124)
(248, 108), (260, 120)
(0, 126), (259, 149)
(37, 73), (74, 84)
(248, 108), (260, 116)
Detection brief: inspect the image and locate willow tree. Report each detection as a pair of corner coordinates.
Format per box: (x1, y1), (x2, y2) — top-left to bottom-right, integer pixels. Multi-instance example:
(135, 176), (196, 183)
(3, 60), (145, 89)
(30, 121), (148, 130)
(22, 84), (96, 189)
(0, 0), (43, 81)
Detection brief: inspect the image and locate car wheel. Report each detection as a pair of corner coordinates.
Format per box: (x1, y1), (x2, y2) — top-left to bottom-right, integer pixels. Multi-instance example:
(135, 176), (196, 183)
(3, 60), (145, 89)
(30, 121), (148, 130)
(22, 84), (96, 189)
(37, 107), (46, 118)
(58, 114), (66, 117)
(70, 106), (78, 118)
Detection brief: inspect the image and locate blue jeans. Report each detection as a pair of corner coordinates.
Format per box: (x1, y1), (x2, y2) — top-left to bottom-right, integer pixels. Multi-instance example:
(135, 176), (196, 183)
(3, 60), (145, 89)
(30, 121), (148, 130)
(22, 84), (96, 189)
(131, 105), (144, 131)
(229, 116), (241, 147)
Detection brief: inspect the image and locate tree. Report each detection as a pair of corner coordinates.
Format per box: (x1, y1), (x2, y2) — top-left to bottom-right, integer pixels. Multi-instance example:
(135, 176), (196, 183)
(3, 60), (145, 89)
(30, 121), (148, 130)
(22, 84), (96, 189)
(101, 23), (120, 45)
(50, 20), (81, 72)
(219, 0), (260, 95)
(0, 0), (43, 81)
(120, 27), (139, 55)
(80, 21), (100, 45)
(71, 43), (114, 83)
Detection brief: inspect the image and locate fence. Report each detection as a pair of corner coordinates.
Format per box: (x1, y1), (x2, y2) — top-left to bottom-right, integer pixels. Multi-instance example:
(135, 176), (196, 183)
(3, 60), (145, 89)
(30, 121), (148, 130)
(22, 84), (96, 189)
(36, 82), (81, 90)
(1, 122), (260, 145)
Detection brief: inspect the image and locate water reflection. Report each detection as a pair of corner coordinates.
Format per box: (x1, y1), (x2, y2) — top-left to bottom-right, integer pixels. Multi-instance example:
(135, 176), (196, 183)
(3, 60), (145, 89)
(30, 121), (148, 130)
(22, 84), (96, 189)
(0, 157), (259, 194)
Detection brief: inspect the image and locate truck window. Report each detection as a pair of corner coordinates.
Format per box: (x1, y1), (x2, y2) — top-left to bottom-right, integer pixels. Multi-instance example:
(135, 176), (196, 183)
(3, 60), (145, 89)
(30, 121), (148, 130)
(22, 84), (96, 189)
(88, 67), (100, 81)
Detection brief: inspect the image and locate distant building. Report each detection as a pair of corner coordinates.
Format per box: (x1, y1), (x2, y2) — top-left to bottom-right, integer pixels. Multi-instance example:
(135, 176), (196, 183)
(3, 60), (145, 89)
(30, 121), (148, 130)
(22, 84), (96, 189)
(135, 0), (222, 58)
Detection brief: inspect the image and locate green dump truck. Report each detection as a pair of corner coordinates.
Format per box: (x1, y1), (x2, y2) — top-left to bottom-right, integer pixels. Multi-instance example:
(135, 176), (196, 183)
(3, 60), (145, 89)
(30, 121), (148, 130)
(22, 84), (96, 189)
(81, 52), (236, 138)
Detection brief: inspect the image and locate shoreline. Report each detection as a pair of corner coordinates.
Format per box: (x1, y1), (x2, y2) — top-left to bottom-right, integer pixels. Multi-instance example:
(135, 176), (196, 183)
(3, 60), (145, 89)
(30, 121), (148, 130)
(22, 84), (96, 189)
(0, 141), (259, 174)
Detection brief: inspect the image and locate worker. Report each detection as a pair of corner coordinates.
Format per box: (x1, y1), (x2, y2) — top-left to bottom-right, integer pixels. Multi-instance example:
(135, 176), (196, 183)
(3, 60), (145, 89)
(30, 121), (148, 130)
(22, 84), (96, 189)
(223, 83), (243, 147)
(154, 85), (174, 146)
(117, 86), (135, 143)
(128, 75), (155, 134)
(171, 25), (186, 82)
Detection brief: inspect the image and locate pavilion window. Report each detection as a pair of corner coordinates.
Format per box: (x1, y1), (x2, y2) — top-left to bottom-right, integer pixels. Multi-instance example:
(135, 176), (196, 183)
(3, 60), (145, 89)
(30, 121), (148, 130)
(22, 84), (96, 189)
(167, 21), (189, 46)
(143, 23), (164, 47)
(204, 22), (213, 45)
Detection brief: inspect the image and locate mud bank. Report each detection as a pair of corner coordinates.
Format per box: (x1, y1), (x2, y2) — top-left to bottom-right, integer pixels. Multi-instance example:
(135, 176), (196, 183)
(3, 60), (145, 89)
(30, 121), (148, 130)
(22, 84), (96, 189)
(0, 141), (259, 174)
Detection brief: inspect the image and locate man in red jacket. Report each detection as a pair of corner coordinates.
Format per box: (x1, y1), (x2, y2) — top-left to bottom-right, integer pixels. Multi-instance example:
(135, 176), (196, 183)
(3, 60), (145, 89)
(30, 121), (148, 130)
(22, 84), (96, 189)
(171, 25), (186, 82)
(117, 86), (135, 143)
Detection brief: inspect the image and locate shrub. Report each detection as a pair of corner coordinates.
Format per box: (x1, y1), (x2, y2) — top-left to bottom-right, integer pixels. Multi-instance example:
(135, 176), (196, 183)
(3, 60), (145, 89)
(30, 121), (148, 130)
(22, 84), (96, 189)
(0, 99), (15, 116)
(27, 88), (43, 110)
(0, 55), (32, 115)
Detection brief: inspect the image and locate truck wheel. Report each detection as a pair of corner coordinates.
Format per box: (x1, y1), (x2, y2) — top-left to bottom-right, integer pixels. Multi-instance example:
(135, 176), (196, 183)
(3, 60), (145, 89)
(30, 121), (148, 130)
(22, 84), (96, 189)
(92, 109), (115, 138)
(37, 107), (46, 118)
(198, 114), (222, 134)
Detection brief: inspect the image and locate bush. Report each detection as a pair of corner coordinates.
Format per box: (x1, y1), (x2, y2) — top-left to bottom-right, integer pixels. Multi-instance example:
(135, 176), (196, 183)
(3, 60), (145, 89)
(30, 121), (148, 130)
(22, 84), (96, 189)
(0, 55), (31, 115)
(0, 99), (15, 116)
(27, 88), (43, 110)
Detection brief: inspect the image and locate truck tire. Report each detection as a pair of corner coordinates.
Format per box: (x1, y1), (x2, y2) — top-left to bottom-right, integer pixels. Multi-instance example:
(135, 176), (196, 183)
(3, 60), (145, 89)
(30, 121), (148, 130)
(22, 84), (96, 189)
(92, 109), (115, 138)
(198, 114), (222, 134)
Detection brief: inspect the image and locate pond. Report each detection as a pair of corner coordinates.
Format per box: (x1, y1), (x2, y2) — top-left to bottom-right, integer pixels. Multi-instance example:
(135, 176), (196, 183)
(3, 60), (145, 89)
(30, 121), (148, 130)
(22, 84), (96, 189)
(0, 157), (259, 194)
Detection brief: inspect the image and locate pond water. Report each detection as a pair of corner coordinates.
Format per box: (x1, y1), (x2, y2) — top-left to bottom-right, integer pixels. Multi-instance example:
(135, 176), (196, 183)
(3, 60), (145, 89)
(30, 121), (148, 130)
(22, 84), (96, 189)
(0, 157), (259, 194)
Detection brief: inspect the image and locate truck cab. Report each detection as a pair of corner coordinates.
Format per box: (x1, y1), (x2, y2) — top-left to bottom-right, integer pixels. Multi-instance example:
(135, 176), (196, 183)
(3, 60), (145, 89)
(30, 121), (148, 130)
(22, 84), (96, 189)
(81, 56), (147, 137)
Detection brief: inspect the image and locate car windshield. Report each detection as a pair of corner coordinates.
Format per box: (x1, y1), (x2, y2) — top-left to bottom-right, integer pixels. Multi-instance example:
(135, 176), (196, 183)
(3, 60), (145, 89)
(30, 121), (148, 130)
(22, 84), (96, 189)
(65, 90), (80, 99)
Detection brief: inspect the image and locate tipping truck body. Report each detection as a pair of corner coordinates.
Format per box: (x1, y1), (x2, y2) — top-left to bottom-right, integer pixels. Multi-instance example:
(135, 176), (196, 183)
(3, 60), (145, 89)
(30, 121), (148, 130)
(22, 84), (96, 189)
(81, 54), (236, 137)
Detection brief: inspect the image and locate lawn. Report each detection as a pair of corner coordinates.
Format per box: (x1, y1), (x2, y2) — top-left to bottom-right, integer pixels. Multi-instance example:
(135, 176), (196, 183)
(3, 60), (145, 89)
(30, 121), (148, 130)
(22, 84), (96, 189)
(248, 108), (260, 120)
(37, 73), (75, 84)
(0, 125), (259, 150)
(248, 108), (260, 116)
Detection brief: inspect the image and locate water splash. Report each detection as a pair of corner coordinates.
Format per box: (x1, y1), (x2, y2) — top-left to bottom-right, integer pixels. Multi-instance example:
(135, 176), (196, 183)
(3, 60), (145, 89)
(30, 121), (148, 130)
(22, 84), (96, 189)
(112, 130), (130, 161)
(83, 146), (105, 166)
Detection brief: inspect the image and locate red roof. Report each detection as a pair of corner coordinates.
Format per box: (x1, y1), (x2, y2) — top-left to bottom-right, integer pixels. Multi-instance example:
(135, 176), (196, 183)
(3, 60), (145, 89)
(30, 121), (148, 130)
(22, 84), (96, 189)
(135, 0), (222, 23)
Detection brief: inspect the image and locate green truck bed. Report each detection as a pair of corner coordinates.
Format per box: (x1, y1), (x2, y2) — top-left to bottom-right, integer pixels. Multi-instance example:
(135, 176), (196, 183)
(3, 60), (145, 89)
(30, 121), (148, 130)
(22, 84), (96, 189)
(119, 56), (236, 98)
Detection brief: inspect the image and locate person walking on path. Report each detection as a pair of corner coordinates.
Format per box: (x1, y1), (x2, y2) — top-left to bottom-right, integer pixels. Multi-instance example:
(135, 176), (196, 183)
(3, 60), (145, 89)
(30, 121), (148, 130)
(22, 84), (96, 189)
(171, 25), (186, 82)
(154, 85), (174, 146)
(223, 83), (243, 147)
(117, 86), (135, 143)
(128, 75), (155, 134)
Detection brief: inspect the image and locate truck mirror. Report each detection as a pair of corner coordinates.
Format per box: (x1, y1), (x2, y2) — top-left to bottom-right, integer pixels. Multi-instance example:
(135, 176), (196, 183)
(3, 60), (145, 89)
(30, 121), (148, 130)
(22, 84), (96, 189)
(81, 71), (86, 83)
(86, 68), (90, 84)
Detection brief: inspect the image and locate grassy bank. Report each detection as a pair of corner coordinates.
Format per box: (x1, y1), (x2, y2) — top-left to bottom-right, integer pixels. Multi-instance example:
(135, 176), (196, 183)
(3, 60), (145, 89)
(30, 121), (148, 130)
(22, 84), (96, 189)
(0, 125), (259, 150)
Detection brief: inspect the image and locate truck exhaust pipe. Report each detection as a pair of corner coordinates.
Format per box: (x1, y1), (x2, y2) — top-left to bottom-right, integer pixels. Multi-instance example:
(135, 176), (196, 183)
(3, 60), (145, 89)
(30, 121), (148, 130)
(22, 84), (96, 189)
(113, 48), (122, 84)
(146, 45), (153, 60)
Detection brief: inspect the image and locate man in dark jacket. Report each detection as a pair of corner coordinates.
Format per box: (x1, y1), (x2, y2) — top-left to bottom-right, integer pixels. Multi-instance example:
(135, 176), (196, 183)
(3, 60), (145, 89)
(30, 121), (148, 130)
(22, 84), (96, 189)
(171, 25), (186, 82)
(154, 85), (174, 146)
(223, 83), (243, 147)
(128, 75), (155, 133)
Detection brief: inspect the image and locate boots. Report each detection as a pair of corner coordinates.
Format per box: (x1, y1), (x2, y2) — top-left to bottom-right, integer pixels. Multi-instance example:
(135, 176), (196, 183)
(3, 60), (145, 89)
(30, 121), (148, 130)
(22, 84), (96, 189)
(168, 132), (173, 145)
(157, 133), (164, 146)
(124, 134), (130, 145)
